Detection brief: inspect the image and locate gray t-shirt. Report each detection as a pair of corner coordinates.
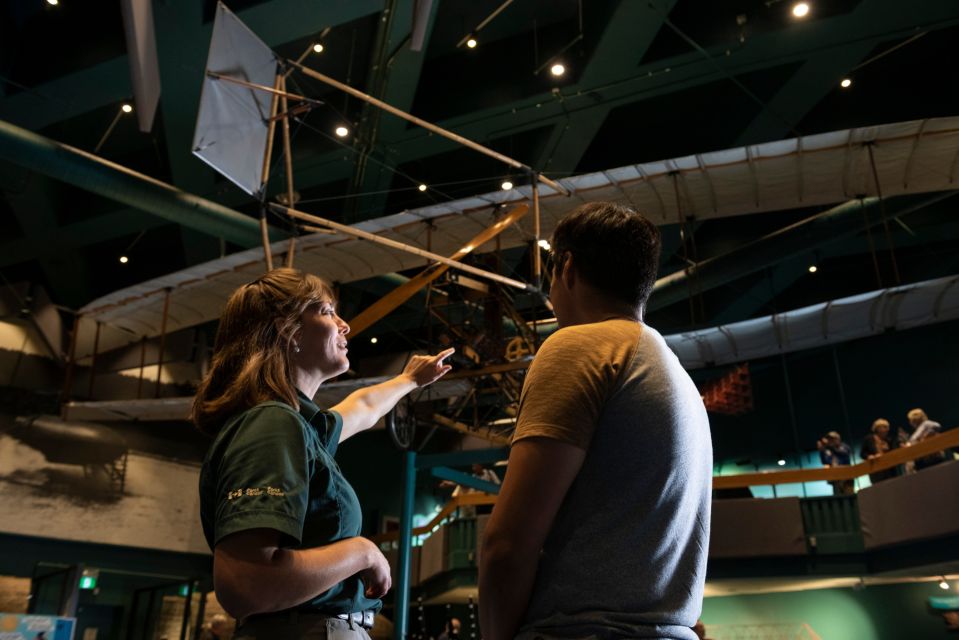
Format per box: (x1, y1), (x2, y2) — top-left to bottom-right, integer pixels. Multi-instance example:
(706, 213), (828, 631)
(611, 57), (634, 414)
(512, 319), (712, 640)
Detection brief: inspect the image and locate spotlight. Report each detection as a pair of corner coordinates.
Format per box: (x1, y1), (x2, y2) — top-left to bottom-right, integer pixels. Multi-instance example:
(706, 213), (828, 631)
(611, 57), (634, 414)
(121, 103), (133, 114)
(46, 0), (58, 5)
(538, 239), (551, 251)
(792, 2), (810, 18)
(119, 256), (129, 264)
(335, 125), (349, 137)
(777, 459), (786, 466)
(501, 181), (513, 191)
(312, 43), (324, 54)
(370, 337), (378, 344)
(550, 63), (566, 77)
(940, 578), (950, 590)
(418, 184), (428, 192)
(840, 78), (852, 89)
(808, 265), (818, 273)
(466, 37), (478, 49)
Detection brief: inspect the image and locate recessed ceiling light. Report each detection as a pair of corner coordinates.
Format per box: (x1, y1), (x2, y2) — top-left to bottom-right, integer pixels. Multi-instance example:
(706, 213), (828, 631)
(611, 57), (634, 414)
(370, 337), (378, 344)
(537, 239), (551, 250)
(121, 103), (133, 113)
(550, 63), (566, 77)
(119, 256), (129, 264)
(792, 2), (810, 18)
(466, 37), (477, 49)
(46, 0), (58, 5)
(335, 125), (349, 137)
(808, 265), (818, 273)
(418, 184), (427, 192)
(840, 78), (852, 89)
(312, 43), (324, 54)
(501, 181), (513, 191)
(777, 459), (786, 466)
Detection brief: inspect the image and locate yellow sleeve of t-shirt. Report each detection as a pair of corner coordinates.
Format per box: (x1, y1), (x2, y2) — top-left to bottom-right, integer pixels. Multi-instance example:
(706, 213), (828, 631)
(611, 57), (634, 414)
(512, 320), (641, 450)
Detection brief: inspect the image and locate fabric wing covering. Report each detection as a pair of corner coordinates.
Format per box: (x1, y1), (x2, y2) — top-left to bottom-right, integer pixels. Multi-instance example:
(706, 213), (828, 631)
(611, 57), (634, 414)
(76, 116), (959, 359)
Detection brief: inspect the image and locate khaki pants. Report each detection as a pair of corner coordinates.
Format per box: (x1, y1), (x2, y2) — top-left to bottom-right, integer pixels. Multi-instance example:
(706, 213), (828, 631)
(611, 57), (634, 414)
(235, 612), (373, 640)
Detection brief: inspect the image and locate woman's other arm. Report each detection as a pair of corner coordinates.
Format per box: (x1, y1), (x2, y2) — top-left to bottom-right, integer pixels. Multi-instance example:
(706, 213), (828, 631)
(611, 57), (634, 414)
(213, 528), (390, 619)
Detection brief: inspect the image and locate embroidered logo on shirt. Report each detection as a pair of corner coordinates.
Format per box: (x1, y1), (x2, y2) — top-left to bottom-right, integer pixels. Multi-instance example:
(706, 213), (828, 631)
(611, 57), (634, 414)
(226, 486), (285, 501)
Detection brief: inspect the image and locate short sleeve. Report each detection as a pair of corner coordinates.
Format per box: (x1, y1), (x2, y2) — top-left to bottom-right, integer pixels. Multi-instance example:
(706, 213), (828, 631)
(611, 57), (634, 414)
(313, 410), (344, 455)
(512, 324), (637, 450)
(213, 405), (313, 547)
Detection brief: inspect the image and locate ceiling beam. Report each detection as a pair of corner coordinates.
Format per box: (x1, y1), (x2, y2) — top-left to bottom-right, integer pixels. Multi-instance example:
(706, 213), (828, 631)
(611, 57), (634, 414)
(0, 58), (132, 131)
(6, 175), (92, 305)
(289, 0), (959, 196)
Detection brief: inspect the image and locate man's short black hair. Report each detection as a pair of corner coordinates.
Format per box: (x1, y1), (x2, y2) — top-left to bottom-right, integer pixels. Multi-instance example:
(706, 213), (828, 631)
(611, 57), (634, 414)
(550, 201), (661, 309)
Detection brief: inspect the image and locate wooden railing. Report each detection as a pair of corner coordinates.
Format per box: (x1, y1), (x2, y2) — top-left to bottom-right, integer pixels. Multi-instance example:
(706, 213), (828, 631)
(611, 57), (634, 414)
(370, 429), (959, 542)
(713, 427), (959, 489)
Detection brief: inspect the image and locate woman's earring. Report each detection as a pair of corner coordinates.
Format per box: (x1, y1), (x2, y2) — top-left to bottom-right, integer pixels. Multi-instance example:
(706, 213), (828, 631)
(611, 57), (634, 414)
(293, 343), (301, 354)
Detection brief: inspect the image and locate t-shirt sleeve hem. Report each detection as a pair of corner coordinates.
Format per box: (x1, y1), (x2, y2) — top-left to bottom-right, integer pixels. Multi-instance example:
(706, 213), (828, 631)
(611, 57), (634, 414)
(511, 424), (590, 450)
(214, 510), (304, 547)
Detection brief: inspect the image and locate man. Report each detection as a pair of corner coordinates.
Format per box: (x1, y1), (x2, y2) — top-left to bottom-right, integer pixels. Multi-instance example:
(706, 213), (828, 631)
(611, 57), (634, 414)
(479, 202), (712, 640)
(817, 431), (854, 495)
(860, 418), (903, 484)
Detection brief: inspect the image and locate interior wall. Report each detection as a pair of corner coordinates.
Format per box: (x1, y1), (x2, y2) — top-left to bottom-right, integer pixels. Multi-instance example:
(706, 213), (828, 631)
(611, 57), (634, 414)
(701, 581), (957, 640)
(707, 320), (959, 472)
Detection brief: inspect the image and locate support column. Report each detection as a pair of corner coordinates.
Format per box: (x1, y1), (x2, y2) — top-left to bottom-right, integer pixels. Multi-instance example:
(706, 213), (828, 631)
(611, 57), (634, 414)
(395, 450), (417, 640)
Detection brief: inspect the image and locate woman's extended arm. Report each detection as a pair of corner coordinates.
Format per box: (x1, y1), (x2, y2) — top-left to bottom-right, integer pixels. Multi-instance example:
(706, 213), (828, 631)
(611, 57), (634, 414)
(333, 348), (454, 442)
(213, 528), (391, 620)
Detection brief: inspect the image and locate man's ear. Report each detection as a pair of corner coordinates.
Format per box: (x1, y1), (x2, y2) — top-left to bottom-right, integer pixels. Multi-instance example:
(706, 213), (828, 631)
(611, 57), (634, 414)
(561, 253), (576, 289)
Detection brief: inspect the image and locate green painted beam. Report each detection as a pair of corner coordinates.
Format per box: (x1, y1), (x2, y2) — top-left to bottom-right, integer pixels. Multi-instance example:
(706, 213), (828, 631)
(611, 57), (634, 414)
(0, 57), (132, 131)
(6, 174), (92, 305)
(0, 210), (167, 268)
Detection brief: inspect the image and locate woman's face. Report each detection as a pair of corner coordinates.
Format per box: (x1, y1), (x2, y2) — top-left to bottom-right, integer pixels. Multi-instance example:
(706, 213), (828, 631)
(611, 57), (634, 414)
(295, 298), (350, 379)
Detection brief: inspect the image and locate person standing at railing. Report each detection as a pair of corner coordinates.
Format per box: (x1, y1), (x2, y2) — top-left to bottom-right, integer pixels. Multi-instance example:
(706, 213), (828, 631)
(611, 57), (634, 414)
(860, 418), (905, 484)
(818, 431), (854, 495)
(906, 408), (946, 471)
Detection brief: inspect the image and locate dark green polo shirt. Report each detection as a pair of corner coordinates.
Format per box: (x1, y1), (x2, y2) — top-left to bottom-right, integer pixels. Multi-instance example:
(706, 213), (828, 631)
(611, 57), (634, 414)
(199, 390), (380, 614)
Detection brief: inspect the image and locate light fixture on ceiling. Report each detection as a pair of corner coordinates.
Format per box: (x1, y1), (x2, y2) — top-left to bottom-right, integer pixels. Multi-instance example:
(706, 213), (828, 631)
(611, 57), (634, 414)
(808, 265), (818, 273)
(335, 125), (349, 138)
(792, 2), (810, 18)
(418, 184), (428, 192)
(121, 103), (133, 114)
(537, 239), (551, 251)
(550, 63), (566, 77)
(312, 43), (324, 54)
(46, 0), (58, 5)
(940, 577), (950, 590)
(840, 78), (852, 89)
(777, 459), (786, 466)
(466, 37), (478, 49)
(501, 180), (514, 191)
(370, 337), (378, 344)
(119, 256), (129, 264)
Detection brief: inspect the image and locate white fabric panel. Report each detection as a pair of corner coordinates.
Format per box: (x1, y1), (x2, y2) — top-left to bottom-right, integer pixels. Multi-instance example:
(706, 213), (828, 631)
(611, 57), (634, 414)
(665, 275), (959, 369)
(192, 2), (277, 195)
(81, 117), (959, 349)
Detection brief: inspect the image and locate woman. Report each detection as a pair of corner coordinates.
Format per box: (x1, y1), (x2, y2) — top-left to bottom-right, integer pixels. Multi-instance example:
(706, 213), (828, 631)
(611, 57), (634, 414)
(193, 268), (453, 639)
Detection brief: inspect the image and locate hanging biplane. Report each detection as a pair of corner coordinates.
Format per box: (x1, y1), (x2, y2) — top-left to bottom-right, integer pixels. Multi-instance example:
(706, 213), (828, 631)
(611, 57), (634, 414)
(30, 3), (959, 449)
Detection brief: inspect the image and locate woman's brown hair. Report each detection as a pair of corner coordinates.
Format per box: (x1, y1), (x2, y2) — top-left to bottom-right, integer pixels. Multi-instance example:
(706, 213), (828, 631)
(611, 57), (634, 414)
(191, 268), (334, 436)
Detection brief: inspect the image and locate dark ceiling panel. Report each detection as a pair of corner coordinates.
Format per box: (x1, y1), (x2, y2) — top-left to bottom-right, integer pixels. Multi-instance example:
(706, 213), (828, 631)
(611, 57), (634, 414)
(2, 0), (125, 93)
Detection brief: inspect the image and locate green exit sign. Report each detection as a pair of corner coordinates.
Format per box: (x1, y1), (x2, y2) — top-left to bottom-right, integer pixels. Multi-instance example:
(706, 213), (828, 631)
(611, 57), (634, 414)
(79, 576), (97, 590)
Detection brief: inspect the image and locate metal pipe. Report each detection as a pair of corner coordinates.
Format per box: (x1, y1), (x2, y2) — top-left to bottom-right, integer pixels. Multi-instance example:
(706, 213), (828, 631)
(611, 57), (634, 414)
(649, 193), (953, 311)
(0, 119), (277, 248)
(87, 321), (101, 398)
(279, 74), (298, 268)
(155, 289), (171, 399)
(288, 60), (571, 196)
(395, 450), (416, 640)
(271, 203), (534, 292)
